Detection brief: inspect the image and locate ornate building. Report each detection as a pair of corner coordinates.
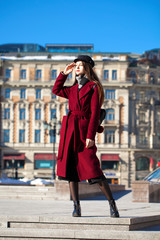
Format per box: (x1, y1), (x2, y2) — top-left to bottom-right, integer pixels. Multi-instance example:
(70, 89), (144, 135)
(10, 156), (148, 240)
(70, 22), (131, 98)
(0, 45), (160, 187)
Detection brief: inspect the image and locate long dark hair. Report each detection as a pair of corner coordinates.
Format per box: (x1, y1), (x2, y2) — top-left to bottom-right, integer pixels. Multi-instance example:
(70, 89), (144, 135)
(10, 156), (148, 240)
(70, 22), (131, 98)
(74, 61), (104, 106)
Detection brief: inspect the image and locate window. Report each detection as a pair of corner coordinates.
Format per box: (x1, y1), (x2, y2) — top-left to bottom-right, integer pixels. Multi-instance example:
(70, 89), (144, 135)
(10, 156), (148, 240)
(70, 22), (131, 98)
(34, 153), (55, 169)
(130, 71), (136, 82)
(139, 131), (147, 144)
(35, 160), (53, 169)
(35, 130), (41, 143)
(157, 132), (160, 141)
(103, 70), (109, 80)
(20, 69), (26, 79)
(35, 109), (41, 120)
(20, 109), (25, 120)
(112, 70), (117, 80)
(4, 129), (10, 142)
(51, 70), (57, 80)
(105, 90), (115, 99)
(36, 89), (41, 99)
(5, 69), (11, 78)
(4, 109), (10, 119)
(157, 112), (160, 123)
(105, 130), (115, 143)
(102, 161), (119, 170)
(20, 89), (26, 99)
(149, 72), (155, 84)
(68, 72), (72, 80)
(36, 69), (42, 80)
(51, 93), (56, 99)
(4, 160), (24, 169)
(51, 109), (56, 120)
(139, 111), (145, 122)
(106, 109), (115, 121)
(19, 129), (25, 143)
(139, 91), (145, 101)
(5, 89), (11, 98)
(136, 157), (149, 171)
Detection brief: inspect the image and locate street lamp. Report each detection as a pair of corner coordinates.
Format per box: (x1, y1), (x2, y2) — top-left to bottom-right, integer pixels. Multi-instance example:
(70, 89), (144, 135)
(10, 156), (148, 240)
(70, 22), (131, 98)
(12, 159), (15, 178)
(43, 117), (61, 180)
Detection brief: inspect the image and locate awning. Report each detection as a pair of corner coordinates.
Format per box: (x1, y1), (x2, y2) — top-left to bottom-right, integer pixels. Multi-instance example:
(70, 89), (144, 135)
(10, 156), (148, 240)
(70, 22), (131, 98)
(3, 154), (25, 160)
(34, 153), (56, 160)
(101, 154), (119, 161)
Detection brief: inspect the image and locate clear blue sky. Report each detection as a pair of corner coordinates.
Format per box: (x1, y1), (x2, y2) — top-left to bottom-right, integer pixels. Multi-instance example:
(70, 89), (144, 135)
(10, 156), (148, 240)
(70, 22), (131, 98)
(0, 0), (160, 54)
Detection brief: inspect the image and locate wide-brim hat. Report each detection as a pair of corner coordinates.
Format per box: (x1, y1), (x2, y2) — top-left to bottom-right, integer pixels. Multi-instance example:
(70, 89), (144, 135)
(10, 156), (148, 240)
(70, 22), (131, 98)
(74, 55), (95, 68)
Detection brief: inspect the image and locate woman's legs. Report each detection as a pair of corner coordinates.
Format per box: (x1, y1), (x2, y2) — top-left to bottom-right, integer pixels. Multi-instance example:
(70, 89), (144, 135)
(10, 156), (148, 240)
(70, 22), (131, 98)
(69, 181), (81, 217)
(98, 180), (114, 200)
(69, 181), (79, 202)
(97, 179), (119, 217)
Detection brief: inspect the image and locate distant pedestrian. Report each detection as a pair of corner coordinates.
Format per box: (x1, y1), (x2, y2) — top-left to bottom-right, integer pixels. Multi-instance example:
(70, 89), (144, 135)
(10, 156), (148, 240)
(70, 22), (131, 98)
(52, 55), (119, 217)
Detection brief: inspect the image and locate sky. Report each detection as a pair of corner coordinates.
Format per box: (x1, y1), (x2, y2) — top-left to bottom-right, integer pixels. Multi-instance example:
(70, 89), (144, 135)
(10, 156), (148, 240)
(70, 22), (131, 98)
(0, 0), (160, 54)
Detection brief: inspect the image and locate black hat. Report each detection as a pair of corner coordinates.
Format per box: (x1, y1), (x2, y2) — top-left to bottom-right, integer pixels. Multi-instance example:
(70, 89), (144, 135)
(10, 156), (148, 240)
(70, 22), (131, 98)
(74, 55), (95, 68)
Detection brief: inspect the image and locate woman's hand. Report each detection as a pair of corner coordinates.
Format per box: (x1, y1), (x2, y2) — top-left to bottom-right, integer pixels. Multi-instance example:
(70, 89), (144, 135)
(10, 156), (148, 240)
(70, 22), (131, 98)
(64, 63), (75, 75)
(86, 138), (95, 148)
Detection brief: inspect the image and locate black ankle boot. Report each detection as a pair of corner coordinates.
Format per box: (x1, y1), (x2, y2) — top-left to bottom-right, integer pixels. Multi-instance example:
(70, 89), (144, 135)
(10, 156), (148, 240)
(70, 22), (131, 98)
(109, 199), (119, 218)
(73, 201), (81, 217)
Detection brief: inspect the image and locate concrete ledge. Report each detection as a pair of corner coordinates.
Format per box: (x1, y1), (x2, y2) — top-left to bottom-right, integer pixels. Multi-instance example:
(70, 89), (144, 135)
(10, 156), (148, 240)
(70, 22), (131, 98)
(0, 228), (160, 240)
(132, 181), (160, 203)
(1, 214), (160, 231)
(55, 181), (125, 200)
(0, 182), (125, 200)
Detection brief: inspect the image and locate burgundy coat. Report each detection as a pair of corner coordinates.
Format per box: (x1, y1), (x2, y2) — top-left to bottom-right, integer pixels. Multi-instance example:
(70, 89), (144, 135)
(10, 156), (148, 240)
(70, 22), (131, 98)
(52, 72), (103, 181)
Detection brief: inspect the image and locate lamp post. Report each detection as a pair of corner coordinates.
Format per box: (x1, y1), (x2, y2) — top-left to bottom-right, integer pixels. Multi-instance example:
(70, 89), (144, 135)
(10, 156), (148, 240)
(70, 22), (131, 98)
(43, 117), (61, 180)
(12, 159), (15, 178)
(15, 162), (20, 180)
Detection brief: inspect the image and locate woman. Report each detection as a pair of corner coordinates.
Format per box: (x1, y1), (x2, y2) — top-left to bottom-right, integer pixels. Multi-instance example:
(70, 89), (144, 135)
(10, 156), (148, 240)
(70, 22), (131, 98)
(52, 55), (119, 218)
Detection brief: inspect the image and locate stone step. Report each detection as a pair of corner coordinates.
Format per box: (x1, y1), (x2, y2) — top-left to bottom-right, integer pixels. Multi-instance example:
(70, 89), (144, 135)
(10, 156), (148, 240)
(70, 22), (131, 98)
(0, 195), (57, 200)
(1, 215), (160, 231)
(0, 228), (160, 240)
(0, 191), (55, 195)
(0, 183), (125, 200)
(0, 185), (59, 200)
(0, 186), (55, 192)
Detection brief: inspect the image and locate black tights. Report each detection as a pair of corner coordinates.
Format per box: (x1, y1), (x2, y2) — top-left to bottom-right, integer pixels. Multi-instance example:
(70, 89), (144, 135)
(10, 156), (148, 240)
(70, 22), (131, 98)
(69, 182), (79, 202)
(69, 180), (113, 202)
(97, 180), (113, 201)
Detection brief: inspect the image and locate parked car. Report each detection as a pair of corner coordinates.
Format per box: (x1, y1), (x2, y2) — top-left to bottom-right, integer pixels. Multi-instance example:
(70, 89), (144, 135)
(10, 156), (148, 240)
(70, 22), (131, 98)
(144, 167), (160, 183)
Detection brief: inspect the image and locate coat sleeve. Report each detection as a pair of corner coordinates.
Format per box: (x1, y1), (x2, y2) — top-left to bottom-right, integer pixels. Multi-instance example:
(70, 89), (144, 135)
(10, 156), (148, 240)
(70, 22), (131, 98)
(86, 85), (101, 140)
(52, 72), (71, 99)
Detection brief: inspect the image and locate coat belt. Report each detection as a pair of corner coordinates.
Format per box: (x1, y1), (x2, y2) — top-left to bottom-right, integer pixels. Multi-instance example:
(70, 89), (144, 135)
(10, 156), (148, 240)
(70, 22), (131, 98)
(70, 110), (88, 118)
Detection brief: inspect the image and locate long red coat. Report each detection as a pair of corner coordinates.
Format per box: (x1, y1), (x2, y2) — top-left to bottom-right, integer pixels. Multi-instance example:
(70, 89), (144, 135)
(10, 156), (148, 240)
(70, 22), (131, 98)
(52, 72), (103, 181)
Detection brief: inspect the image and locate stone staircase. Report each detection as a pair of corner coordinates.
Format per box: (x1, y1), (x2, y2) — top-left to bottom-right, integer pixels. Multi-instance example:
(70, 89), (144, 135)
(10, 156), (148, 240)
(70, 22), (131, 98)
(0, 215), (160, 240)
(0, 185), (56, 200)
(0, 182), (125, 200)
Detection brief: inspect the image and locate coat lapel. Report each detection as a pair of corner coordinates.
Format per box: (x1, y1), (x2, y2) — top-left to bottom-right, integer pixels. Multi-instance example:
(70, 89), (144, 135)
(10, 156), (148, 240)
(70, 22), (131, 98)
(79, 81), (95, 100)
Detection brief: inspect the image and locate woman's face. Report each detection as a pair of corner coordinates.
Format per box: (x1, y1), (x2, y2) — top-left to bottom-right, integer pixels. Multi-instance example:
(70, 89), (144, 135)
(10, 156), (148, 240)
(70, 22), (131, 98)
(75, 61), (85, 76)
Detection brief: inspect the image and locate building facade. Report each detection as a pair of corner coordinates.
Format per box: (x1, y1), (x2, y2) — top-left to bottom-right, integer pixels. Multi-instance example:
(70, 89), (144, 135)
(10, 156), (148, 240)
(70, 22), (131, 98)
(0, 46), (160, 187)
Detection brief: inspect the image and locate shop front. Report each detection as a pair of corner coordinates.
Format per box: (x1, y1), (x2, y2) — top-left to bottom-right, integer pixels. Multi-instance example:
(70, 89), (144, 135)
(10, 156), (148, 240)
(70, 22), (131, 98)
(3, 153), (25, 178)
(101, 154), (120, 184)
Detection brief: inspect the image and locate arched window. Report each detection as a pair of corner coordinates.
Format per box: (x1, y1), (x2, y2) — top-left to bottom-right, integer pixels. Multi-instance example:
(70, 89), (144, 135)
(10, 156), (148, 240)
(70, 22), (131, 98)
(136, 157), (149, 171)
(105, 109), (115, 121)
